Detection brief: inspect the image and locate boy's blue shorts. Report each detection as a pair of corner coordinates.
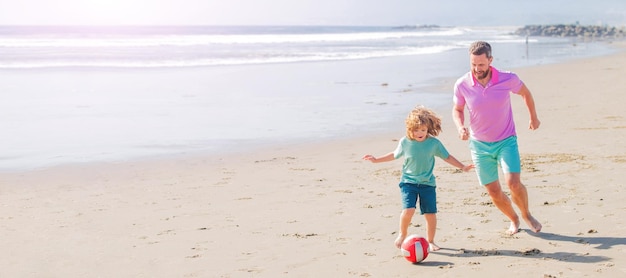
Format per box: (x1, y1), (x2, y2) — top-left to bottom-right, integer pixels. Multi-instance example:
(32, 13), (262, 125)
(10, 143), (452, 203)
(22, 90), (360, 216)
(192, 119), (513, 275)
(399, 182), (437, 214)
(469, 135), (521, 185)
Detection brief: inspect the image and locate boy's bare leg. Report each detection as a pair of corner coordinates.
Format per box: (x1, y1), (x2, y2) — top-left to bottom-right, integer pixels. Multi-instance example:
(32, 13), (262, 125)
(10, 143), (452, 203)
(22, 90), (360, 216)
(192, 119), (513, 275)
(395, 208), (415, 248)
(424, 213), (440, 251)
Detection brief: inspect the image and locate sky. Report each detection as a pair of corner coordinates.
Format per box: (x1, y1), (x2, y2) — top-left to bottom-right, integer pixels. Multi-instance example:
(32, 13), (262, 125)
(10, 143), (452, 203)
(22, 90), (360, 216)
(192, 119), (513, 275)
(1, 0), (625, 26)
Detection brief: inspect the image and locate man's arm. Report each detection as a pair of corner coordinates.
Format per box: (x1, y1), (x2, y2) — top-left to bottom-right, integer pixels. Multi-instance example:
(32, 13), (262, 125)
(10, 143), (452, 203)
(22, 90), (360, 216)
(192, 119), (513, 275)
(452, 104), (469, 140)
(516, 83), (541, 130)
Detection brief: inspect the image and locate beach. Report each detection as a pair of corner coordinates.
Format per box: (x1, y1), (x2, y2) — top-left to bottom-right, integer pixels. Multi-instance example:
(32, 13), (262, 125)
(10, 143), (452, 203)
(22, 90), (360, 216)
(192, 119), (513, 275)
(1, 44), (626, 278)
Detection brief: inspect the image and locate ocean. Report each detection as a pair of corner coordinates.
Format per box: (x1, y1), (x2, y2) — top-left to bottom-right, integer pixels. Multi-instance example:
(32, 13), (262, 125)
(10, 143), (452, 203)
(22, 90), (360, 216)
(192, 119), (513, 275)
(0, 25), (619, 171)
(0, 25), (616, 69)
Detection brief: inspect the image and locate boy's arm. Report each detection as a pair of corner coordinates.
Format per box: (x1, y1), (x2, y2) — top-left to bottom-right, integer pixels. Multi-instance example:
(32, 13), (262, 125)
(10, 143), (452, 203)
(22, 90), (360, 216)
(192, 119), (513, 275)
(362, 152), (395, 163)
(443, 154), (474, 172)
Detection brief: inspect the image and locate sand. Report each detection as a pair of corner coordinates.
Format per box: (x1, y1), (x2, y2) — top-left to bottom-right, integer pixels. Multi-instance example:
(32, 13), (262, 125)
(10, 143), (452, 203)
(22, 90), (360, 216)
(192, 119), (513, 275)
(1, 45), (625, 277)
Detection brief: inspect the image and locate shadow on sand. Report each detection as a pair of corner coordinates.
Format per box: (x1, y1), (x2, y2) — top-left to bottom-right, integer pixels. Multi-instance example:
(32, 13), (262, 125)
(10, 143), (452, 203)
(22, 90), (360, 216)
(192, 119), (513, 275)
(411, 229), (622, 267)
(527, 230), (626, 250)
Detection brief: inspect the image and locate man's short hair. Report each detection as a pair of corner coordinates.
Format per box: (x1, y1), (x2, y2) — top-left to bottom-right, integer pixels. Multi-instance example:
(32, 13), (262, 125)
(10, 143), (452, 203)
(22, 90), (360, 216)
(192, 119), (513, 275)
(469, 41), (492, 58)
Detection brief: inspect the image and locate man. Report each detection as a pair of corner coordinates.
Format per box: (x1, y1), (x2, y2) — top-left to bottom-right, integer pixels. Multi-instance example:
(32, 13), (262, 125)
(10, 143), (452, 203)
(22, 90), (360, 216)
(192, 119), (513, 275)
(452, 41), (542, 235)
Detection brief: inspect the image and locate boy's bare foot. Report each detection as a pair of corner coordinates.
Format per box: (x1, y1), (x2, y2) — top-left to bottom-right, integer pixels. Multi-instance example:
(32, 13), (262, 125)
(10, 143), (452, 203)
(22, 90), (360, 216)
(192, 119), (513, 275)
(507, 221), (521, 235)
(394, 234), (407, 249)
(523, 215), (542, 233)
(429, 242), (440, 252)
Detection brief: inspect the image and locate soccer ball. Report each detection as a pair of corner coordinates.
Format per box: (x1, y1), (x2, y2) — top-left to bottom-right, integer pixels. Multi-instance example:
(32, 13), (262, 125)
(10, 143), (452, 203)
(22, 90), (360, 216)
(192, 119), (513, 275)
(400, 235), (429, 263)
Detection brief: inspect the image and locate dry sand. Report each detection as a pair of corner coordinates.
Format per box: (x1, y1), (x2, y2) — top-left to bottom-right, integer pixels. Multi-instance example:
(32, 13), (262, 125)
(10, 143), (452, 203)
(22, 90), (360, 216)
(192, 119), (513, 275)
(1, 45), (625, 277)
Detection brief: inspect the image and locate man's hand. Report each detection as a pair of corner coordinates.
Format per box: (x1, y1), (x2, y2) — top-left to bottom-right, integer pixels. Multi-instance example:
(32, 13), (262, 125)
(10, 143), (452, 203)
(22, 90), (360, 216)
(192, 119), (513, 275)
(458, 126), (470, 140)
(529, 118), (541, 130)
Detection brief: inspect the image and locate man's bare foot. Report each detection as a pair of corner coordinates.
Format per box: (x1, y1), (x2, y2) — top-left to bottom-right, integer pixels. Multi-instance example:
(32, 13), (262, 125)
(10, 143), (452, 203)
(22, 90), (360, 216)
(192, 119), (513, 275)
(507, 221), (521, 235)
(394, 234), (407, 249)
(523, 215), (542, 233)
(429, 242), (440, 252)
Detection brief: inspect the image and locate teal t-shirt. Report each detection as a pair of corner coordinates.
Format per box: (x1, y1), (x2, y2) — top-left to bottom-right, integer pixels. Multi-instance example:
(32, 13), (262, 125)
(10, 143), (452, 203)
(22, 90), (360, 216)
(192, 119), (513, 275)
(393, 136), (449, 187)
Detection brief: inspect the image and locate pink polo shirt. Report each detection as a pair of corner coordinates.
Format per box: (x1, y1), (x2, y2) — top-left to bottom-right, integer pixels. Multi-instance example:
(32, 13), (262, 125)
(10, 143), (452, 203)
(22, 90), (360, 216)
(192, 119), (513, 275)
(453, 66), (524, 142)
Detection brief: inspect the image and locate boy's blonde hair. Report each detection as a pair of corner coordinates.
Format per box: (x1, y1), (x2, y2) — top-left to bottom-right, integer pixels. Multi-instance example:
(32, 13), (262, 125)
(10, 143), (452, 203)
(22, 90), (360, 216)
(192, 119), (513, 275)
(405, 106), (442, 140)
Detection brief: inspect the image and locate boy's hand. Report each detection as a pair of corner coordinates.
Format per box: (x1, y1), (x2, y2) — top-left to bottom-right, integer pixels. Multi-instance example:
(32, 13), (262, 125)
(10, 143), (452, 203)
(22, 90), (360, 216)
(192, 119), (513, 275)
(362, 154), (376, 162)
(363, 152), (394, 163)
(461, 164), (475, 172)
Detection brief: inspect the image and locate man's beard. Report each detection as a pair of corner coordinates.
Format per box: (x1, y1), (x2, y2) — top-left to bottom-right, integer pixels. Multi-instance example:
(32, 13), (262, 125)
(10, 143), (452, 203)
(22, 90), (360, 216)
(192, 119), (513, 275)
(474, 67), (490, 80)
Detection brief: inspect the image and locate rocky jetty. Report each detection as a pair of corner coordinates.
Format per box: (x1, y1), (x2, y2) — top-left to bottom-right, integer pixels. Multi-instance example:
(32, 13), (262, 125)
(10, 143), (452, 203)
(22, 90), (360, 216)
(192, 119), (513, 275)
(514, 24), (626, 38)
(392, 24), (444, 30)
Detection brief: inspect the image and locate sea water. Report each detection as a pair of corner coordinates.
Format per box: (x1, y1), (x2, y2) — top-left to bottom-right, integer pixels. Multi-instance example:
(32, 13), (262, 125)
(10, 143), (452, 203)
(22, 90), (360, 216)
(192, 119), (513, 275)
(0, 25), (618, 171)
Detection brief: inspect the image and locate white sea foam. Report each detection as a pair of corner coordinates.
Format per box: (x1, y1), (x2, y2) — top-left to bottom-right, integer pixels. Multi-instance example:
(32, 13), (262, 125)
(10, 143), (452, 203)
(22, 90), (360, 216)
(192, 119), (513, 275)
(0, 26), (503, 69)
(0, 28), (466, 47)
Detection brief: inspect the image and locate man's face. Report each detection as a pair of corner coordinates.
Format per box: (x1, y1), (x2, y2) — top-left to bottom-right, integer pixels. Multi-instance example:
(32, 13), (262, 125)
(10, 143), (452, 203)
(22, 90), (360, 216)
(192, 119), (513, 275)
(470, 53), (493, 81)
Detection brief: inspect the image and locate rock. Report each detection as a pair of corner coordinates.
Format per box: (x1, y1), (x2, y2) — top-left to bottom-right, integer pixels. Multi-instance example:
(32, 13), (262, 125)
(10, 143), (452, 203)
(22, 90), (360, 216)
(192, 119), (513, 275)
(514, 24), (626, 38)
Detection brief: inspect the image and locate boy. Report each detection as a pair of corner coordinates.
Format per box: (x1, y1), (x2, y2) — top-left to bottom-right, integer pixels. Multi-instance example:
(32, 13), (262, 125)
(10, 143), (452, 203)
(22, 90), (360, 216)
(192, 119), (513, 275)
(364, 106), (474, 251)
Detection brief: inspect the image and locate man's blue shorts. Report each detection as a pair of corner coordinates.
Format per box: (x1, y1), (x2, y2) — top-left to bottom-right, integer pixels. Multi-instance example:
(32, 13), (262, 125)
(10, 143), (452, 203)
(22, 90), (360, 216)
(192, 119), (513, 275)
(469, 135), (521, 185)
(399, 182), (437, 214)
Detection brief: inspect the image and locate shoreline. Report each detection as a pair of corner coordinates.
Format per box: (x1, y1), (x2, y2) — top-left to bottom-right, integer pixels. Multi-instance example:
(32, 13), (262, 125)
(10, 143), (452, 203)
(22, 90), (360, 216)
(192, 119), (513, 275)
(1, 43), (626, 277)
(1, 39), (622, 173)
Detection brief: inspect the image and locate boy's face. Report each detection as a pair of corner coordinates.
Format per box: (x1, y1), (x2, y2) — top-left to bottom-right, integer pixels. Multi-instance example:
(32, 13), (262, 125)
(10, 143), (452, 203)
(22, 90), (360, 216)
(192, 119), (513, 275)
(411, 126), (428, 142)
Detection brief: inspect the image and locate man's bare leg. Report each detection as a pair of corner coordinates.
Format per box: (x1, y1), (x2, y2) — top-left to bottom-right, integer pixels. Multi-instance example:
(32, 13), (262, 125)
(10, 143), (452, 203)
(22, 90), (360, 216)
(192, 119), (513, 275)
(505, 173), (542, 233)
(484, 180), (521, 234)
